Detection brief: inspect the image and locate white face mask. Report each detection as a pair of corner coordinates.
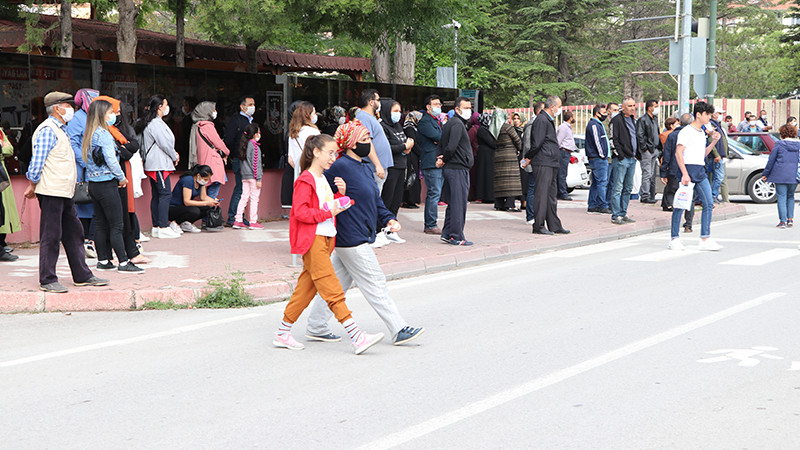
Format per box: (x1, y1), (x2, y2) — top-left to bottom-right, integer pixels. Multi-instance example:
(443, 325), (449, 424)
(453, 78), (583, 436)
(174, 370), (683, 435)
(338, 117), (346, 125)
(749, 121), (757, 127)
(253, 134), (261, 141)
(391, 112), (402, 123)
(431, 107), (442, 116)
(652, 107), (660, 116)
(162, 105), (170, 117)
(761, 115), (767, 120)
(459, 109), (472, 120)
(311, 113), (318, 124)
(60, 106), (74, 123)
(211, 111), (218, 120)
(611, 111), (619, 119)
(197, 178), (208, 186)
(245, 105), (255, 116)
(106, 113), (117, 126)
(374, 101), (381, 113)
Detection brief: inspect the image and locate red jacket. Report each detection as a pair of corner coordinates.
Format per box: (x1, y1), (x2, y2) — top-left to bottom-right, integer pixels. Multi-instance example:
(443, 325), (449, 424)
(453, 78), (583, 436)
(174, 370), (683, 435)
(289, 170), (338, 255)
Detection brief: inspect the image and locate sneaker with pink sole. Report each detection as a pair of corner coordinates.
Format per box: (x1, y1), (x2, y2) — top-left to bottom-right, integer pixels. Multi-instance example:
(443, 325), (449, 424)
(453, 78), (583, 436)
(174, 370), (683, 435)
(232, 221), (246, 229)
(273, 332), (305, 350)
(352, 332), (384, 355)
(249, 222), (264, 230)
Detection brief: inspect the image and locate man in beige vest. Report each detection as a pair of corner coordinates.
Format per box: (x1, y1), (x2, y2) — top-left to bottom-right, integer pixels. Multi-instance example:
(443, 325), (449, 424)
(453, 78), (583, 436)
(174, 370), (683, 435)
(24, 91), (108, 293)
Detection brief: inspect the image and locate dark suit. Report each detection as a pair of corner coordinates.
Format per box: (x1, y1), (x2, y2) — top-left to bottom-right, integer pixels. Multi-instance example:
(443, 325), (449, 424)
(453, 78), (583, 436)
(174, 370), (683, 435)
(528, 112), (564, 233)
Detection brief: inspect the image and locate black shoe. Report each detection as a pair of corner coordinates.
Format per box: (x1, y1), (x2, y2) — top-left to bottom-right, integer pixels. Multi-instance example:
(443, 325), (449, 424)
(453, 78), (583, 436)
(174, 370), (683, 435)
(3, 246), (13, 253)
(558, 196), (573, 201)
(587, 207), (599, 214)
(74, 276), (110, 287)
(118, 262), (145, 273)
(599, 208), (613, 214)
(394, 326), (425, 345)
(642, 198), (657, 204)
(304, 333), (342, 342)
(662, 206), (674, 212)
(553, 229), (571, 234)
(533, 228), (554, 235)
(0, 251), (19, 262)
(96, 261), (116, 271)
(40, 282), (68, 293)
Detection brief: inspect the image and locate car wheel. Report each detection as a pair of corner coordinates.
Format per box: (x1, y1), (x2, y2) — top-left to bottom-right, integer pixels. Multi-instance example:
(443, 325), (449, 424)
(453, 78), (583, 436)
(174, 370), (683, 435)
(747, 173), (776, 203)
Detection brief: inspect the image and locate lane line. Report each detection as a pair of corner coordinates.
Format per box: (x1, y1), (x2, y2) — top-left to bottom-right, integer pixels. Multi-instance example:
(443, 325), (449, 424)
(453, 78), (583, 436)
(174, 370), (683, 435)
(639, 236), (800, 245)
(355, 292), (785, 450)
(0, 313), (264, 368)
(720, 248), (800, 266)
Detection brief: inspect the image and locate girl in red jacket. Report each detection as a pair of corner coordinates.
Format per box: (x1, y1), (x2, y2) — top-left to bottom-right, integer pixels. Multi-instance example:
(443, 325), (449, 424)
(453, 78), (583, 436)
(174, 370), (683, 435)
(274, 134), (384, 354)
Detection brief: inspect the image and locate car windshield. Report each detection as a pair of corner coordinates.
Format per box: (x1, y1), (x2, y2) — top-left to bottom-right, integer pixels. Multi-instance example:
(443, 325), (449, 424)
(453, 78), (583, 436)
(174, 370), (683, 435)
(727, 138), (759, 155)
(770, 132), (781, 141)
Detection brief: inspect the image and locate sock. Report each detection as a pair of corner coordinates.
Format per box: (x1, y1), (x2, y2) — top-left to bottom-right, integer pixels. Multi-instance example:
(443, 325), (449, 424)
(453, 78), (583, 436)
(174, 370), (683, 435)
(99, 260), (109, 265)
(120, 261), (130, 266)
(276, 319), (293, 336)
(342, 318), (364, 343)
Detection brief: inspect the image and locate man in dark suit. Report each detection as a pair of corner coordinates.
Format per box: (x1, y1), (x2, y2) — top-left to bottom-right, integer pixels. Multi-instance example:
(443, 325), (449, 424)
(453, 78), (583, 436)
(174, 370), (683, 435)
(609, 96), (638, 225)
(223, 95), (255, 227)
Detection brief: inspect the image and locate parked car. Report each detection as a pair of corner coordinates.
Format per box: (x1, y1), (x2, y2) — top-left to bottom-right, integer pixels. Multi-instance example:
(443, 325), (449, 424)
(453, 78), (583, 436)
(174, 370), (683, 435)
(566, 151), (590, 191)
(727, 132), (778, 154)
(572, 133), (591, 189)
(725, 138), (778, 203)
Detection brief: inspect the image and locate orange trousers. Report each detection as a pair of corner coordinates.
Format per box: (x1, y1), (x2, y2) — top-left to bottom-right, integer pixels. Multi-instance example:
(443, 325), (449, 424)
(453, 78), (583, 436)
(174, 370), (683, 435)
(283, 235), (352, 324)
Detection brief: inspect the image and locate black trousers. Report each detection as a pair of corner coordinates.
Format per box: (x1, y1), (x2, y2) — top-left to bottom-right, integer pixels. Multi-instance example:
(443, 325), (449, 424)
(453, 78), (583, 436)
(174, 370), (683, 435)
(149, 172), (171, 228)
(441, 167), (470, 241)
(118, 186), (140, 259)
(36, 194), (93, 285)
(557, 150), (570, 198)
(169, 204), (210, 224)
(90, 180), (129, 263)
(531, 165), (564, 233)
(381, 167), (406, 218)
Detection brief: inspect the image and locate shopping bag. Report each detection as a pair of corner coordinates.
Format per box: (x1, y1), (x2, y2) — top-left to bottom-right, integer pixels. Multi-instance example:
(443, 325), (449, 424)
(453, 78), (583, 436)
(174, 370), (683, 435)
(673, 181), (695, 210)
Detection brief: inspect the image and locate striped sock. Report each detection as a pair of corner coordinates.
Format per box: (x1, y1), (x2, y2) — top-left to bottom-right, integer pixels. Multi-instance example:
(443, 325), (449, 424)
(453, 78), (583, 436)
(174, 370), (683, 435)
(342, 318), (363, 343)
(276, 319), (293, 336)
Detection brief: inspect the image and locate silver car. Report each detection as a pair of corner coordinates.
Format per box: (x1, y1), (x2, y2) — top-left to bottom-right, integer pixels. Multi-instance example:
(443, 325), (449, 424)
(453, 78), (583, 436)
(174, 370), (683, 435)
(725, 138), (776, 203)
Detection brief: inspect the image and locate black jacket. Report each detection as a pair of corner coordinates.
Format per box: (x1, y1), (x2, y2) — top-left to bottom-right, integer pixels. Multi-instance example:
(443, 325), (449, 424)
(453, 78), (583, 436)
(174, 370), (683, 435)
(611, 113), (637, 159)
(381, 119), (409, 170)
(660, 126), (684, 179)
(636, 113), (660, 153)
(441, 114), (474, 170)
(224, 113), (251, 160)
(527, 111), (559, 167)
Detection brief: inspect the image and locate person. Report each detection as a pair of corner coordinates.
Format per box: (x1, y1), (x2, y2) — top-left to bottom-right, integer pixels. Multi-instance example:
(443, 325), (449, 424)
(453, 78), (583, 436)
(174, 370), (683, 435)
(660, 117), (679, 147)
(287, 101), (321, 183)
(188, 101), (229, 231)
(490, 109), (522, 211)
(280, 101), (302, 210)
(660, 114), (694, 214)
(762, 124), (800, 228)
(304, 121), (424, 345)
(522, 101), (545, 224)
(756, 109), (773, 131)
(135, 95), (180, 239)
(787, 116), (798, 128)
(24, 91), (109, 293)
(466, 111), (480, 202)
(708, 109), (729, 204)
(401, 111), (423, 209)
(609, 96), (638, 225)
(605, 102), (621, 207)
(512, 113), (529, 210)
(585, 104), (612, 214)
(418, 95), (444, 235)
(668, 102), (722, 251)
(737, 111), (753, 132)
(437, 97), (475, 246)
(82, 99), (144, 273)
(475, 112), (495, 204)
(168, 164), (218, 230)
(0, 123), (20, 261)
(119, 101), (149, 247)
(379, 99), (413, 244)
(355, 89), (390, 192)
(725, 115), (736, 134)
(745, 117), (763, 133)
(224, 96), (255, 227)
(636, 99), (661, 204)
(273, 133), (384, 354)
(233, 123), (264, 230)
(556, 110), (577, 201)
(174, 96), (198, 171)
(523, 95), (569, 235)
(66, 88), (100, 259)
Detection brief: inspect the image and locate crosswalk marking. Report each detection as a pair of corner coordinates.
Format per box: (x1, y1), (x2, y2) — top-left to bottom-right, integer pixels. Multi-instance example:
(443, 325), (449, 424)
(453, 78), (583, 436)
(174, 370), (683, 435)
(554, 241), (638, 258)
(720, 248), (800, 266)
(624, 249), (701, 262)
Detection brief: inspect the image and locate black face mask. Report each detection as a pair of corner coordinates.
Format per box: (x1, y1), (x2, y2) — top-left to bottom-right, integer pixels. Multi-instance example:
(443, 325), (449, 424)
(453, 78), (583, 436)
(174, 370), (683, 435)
(354, 142), (371, 158)
(598, 114), (608, 122)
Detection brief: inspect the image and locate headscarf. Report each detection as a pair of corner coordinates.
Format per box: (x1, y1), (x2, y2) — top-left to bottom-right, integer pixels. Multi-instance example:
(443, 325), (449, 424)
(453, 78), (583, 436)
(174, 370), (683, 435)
(447, 109), (455, 119)
(469, 111), (480, 129)
(188, 101), (216, 169)
(404, 111), (422, 130)
(328, 106), (346, 125)
(74, 88), (99, 113)
(438, 113), (449, 124)
(334, 119), (370, 155)
(479, 111), (492, 128)
(93, 95), (127, 144)
(489, 109), (508, 140)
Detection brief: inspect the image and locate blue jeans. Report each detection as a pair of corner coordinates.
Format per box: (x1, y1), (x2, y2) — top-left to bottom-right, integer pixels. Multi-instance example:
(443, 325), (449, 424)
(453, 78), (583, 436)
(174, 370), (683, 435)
(525, 171), (536, 222)
(610, 157), (636, 218)
(671, 178), (713, 239)
(588, 158), (609, 210)
(422, 168), (444, 230)
(606, 158), (616, 205)
(775, 183), (797, 223)
(711, 161), (725, 200)
(206, 182), (221, 200)
(226, 158), (247, 226)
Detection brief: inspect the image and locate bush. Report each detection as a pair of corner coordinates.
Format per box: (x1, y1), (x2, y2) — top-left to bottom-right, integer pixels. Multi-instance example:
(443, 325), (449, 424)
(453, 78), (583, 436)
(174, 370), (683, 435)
(194, 272), (257, 309)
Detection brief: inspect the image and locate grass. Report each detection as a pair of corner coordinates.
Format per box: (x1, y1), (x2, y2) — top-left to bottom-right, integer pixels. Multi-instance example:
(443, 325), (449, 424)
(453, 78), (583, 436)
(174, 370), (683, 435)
(194, 271), (257, 309)
(139, 299), (189, 310)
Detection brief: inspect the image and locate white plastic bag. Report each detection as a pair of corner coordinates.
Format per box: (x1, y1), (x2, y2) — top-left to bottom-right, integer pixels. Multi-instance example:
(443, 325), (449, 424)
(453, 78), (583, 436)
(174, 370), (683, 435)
(673, 181), (695, 210)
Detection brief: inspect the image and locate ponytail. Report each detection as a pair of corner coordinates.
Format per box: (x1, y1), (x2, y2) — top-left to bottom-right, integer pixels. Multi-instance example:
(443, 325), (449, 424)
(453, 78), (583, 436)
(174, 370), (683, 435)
(239, 123), (260, 161)
(183, 164), (213, 178)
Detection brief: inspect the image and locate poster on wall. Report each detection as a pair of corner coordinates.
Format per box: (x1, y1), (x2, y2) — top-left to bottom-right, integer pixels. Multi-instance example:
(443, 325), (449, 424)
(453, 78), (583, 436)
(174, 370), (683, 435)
(113, 82), (138, 116)
(266, 91), (283, 135)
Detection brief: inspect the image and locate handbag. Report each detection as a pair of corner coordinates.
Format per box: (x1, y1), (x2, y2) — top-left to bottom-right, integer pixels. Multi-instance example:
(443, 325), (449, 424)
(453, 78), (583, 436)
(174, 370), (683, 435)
(673, 181), (695, 210)
(206, 206), (224, 228)
(73, 169), (92, 204)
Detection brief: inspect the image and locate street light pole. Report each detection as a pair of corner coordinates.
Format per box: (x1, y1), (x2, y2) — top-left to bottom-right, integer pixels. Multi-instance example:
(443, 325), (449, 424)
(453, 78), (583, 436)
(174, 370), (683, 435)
(706, 0), (717, 104)
(679, 0), (693, 115)
(443, 20), (461, 89)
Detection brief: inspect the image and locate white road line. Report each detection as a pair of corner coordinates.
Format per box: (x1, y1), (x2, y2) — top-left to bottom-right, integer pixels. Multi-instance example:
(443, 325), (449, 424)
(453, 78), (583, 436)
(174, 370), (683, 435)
(720, 248), (800, 266)
(552, 241), (638, 258)
(639, 236), (800, 245)
(624, 249), (701, 262)
(0, 313), (264, 368)
(355, 292), (785, 450)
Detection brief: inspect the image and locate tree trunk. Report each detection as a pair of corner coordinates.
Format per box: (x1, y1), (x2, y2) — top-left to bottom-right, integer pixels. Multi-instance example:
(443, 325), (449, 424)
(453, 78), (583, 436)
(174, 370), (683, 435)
(393, 38), (416, 85)
(245, 42), (259, 73)
(372, 32), (391, 83)
(59, 0), (72, 57)
(117, 0), (138, 63)
(557, 50), (570, 104)
(175, 0), (185, 67)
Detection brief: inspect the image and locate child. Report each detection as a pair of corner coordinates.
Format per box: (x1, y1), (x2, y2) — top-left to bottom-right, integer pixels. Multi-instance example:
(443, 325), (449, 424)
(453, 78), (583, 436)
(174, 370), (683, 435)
(305, 120), (424, 345)
(274, 134), (384, 354)
(233, 123), (264, 230)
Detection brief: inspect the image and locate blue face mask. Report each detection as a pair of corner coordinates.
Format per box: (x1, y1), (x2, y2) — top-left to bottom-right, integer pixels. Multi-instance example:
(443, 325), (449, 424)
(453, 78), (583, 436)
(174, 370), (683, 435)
(106, 113), (116, 126)
(431, 107), (442, 116)
(391, 112), (402, 124)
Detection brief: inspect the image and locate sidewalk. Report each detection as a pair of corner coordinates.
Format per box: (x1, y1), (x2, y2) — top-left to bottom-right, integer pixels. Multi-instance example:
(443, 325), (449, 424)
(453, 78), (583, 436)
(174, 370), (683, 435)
(0, 197), (747, 312)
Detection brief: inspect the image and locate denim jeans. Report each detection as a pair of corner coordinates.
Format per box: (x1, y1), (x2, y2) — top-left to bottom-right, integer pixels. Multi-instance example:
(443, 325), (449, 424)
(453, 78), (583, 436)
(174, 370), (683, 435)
(422, 168), (444, 229)
(610, 157), (636, 218)
(149, 171), (172, 228)
(606, 158), (616, 205)
(711, 161), (725, 201)
(775, 183), (797, 223)
(525, 171), (536, 222)
(206, 181), (221, 200)
(588, 158), (609, 210)
(671, 177), (713, 239)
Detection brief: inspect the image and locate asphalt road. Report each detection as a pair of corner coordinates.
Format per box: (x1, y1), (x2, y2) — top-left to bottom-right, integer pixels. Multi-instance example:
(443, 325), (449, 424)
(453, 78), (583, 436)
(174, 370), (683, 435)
(2, 198), (799, 449)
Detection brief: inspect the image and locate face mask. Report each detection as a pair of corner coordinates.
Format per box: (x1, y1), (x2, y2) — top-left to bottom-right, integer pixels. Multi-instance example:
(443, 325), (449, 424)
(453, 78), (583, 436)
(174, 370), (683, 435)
(762, 115), (767, 120)
(792, 122), (798, 127)
(338, 117), (346, 125)
(106, 113), (116, 126)
(311, 113), (318, 124)
(354, 142), (371, 157)
(598, 114), (608, 122)
(749, 121), (757, 127)
(431, 107), (442, 116)
(391, 112), (402, 123)
(374, 101), (381, 113)
(459, 109), (472, 120)
(197, 178), (208, 186)
(211, 111), (218, 120)
(555, 108), (562, 116)
(60, 106), (74, 123)
(611, 112), (619, 119)
(653, 107), (660, 116)
(162, 105), (170, 117)
(245, 105), (255, 116)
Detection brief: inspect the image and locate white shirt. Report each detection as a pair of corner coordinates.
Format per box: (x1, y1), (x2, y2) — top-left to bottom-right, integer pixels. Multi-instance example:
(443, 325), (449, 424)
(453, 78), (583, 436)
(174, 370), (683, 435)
(676, 125), (708, 166)
(314, 173), (337, 237)
(289, 126), (320, 180)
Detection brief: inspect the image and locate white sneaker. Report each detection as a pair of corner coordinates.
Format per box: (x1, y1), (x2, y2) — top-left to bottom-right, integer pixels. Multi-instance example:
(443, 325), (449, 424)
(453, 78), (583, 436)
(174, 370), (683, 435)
(353, 332), (384, 355)
(370, 231), (391, 248)
(384, 230), (406, 244)
(150, 227), (159, 239)
(273, 332), (305, 350)
(699, 238), (723, 251)
(139, 232), (150, 242)
(526, 219), (535, 225)
(668, 238), (685, 251)
(181, 221), (201, 233)
(156, 227), (181, 239)
(169, 221), (184, 235)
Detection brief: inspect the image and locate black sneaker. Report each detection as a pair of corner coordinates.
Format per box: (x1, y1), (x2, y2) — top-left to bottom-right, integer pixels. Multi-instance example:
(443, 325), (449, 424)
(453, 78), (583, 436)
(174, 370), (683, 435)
(40, 282), (68, 293)
(304, 333), (342, 342)
(118, 262), (145, 274)
(599, 208), (613, 214)
(74, 276), (110, 287)
(394, 326), (425, 345)
(96, 261), (116, 271)
(587, 207), (600, 214)
(0, 251), (19, 262)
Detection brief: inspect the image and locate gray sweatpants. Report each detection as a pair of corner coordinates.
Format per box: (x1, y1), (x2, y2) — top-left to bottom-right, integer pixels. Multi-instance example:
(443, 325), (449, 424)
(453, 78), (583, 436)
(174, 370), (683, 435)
(640, 150), (660, 201)
(306, 243), (407, 338)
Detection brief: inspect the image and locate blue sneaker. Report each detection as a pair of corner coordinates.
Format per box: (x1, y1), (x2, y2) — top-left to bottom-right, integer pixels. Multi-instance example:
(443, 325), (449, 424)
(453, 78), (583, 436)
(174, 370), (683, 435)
(304, 333), (342, 342)
(448, 238), (473, 246)
(394, 326), (425, 345)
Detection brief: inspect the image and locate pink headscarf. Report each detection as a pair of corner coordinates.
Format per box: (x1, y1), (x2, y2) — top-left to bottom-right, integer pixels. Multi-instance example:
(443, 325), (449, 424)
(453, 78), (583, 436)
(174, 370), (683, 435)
(74, 88), (100, 113)
(334, 119), (370, 155)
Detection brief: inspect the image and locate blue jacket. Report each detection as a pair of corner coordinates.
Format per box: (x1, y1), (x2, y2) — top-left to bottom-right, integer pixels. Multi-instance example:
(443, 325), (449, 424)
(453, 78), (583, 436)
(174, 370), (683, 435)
(66, 108), (89, 182)
(325, 154), (394, 248)
(584, 118), (609, 159)
(660, 126), (684, 179)
(417, 112), (442, 170)
(85, 128), (126, 182)
(763, 139), (800, 184)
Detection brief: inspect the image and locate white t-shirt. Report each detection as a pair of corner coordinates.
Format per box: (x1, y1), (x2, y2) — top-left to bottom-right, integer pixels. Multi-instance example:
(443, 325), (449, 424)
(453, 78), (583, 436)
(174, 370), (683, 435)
(289, 126), (321, 181)
(676, 125), (708, 166)
(314, 173), (337, 237)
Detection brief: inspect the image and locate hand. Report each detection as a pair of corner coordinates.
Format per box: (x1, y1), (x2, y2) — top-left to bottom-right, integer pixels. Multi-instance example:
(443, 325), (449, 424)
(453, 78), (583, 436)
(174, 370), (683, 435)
(334, 177), (346, 195)
(24, 182), (36, 199)
(520, 158), (530, 168)
(118, 178), (128, 188)
(376, 167), (386, 179)
(330, 202), (344, 217)
(435, 155), (444, 168)
(256, 181), (262, 189)
(386, 219), (401, 232)
(661, 177), (668, 185)
(681, 174), (691, 186)
(762, 176), (767, 182)
(714, 156), (721, 163)
(174, 156), (180, 167)
(207, 198), (220, 207)
(711, 131), (721, 142)
(404, 139), (414, 151)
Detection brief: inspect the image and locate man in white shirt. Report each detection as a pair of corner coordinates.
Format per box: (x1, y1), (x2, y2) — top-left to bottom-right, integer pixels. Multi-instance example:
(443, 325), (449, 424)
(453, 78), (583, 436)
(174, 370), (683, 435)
(669, 102), (722, 251)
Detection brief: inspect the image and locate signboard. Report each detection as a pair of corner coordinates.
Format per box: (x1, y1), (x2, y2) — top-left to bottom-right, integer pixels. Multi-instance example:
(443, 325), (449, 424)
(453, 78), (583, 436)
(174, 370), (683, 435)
(266, 91), (283, 135)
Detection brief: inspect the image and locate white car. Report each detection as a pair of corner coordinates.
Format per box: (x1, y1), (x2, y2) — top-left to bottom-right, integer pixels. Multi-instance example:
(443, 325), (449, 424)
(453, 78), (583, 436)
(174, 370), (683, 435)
(568, 134), (591, 191)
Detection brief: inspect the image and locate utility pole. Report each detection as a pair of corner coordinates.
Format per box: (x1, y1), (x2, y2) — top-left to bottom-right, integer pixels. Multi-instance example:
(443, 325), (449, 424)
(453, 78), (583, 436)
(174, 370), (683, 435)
(679, 0), (693, 115)
(706, 0), (718, 104)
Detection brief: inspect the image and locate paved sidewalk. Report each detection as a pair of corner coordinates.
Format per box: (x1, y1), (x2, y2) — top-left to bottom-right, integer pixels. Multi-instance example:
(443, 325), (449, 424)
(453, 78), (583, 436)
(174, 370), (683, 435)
(0, 196), (746, 312)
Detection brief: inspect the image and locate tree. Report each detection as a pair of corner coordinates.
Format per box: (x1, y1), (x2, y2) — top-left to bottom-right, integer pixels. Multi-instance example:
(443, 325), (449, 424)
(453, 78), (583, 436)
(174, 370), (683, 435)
(60, 0), (72, 57)
(117, 0), (139, 63)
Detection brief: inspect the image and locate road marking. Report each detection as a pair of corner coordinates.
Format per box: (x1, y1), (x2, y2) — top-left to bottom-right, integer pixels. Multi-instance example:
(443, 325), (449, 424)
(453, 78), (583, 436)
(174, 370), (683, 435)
(640, 236), (800, 245)
(552, 241), (637, 258)
(720, 248), (800, 266)
(624, 249), (701, 262)
(0, 313), (264, 368)
(355, 292), (785, 450)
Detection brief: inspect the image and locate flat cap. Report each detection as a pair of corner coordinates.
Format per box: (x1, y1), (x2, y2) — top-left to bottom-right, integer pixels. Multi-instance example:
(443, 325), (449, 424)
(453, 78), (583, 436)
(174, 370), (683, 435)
(44, 91), (74, 108)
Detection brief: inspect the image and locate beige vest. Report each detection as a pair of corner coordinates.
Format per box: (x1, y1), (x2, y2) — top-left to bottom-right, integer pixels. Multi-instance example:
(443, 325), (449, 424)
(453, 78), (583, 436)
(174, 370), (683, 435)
(33, 118), (77, 198)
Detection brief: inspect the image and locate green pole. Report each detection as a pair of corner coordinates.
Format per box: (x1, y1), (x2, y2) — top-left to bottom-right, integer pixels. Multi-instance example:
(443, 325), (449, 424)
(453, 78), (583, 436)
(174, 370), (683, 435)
(707, 0), (717, 103)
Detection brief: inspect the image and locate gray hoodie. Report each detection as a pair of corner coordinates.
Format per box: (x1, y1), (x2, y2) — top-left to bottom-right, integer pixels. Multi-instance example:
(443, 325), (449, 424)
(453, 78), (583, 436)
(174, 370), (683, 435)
(240, 140), (263, 181)
(141, 117), (178, 171)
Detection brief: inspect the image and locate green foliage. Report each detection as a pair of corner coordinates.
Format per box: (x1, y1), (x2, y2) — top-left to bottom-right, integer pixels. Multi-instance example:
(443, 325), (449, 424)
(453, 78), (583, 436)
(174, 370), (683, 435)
(198, 0), (290, 48)
(195, 272), (257, 309)
(140, 299), (190, 310)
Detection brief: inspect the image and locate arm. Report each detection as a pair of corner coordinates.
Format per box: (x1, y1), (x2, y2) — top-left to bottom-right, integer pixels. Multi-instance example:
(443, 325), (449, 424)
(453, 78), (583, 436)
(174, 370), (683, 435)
(384, 124), (406, 156)
(440, 123), (456, 162)
(477, 127), (496, 149)
(675, 144), (690, 185)
(636, 117), (647, 151)
(153, 121), (178, 161)
(762, 148), (778, 179)
(205, 123), (230, 156)
(223, 117), (238, 150)
(528, 119), (545, 160)
(67, 119), (88, 170)
(704, 133), (720, 157)
(418, 117), (441, 143)
(611, 116), (623, 153)
(367, 144), (385, 178)
(291, 181), (335, 224)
